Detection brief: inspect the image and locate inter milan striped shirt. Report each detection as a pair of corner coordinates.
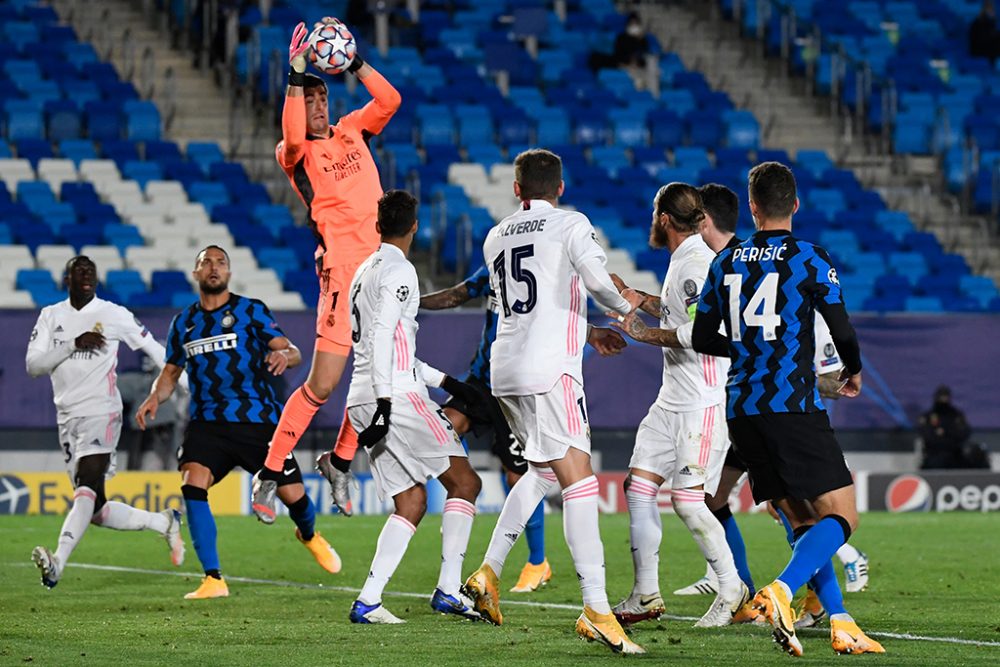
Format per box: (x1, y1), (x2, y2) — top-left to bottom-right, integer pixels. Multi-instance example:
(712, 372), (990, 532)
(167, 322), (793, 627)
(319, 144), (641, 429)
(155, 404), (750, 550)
(462, 265), (499, 388)
(693, 230), (862, 418)
(165, 294), (285, 423)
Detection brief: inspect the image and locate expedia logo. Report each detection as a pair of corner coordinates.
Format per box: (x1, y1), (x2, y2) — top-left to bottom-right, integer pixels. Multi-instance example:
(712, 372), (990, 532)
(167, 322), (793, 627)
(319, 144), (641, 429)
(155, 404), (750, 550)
(886, 474), (932, 512)
(0, 475), (30, 514)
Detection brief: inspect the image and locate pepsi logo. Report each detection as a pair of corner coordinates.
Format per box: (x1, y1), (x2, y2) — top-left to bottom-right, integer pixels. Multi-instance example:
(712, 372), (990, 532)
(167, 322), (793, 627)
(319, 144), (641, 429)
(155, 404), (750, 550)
(0, 475), (30, 514)
(886, 474), (932, 512)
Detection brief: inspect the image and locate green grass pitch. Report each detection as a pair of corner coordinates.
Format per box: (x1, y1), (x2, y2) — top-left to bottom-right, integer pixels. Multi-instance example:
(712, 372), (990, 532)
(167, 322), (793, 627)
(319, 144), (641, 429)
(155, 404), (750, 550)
(2, 512), (998, 666)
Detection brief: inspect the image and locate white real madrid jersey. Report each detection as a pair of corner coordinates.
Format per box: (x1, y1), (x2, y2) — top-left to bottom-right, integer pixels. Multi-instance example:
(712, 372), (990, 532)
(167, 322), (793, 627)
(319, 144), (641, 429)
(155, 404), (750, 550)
(26, 297), (155, 422)
(656, 234), (729, 411)
(346, 244), (444, 406)
(484, 200), (607, 396)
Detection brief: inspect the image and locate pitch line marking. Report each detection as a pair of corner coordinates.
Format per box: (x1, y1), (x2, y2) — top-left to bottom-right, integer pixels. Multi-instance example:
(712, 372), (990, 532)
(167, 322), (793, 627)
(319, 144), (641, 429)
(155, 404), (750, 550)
(15, 562), (990, 649)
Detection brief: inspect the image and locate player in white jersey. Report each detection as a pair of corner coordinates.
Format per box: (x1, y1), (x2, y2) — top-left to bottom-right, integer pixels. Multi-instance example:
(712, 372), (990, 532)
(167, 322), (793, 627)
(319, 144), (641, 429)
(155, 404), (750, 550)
(605, 184), (749, 629)
(613, 184), (873, 636)
(25, 256), (185, 588)
(344, 190), (485, 625)
(462, 149), (644, 654)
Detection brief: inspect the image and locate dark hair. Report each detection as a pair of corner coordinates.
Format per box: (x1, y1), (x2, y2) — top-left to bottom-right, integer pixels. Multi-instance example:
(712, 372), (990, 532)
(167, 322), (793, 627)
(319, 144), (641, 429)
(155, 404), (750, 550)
(378, 190), (419, 238)
(195, 245), (230, 267)
(698, 183), (739, 234)
(303, 73), (327, 92)
(65, 255), (95, 277)
(654, 182), (705, 233)
(514, 149), (563, 200)
(748, 161), (797, 221)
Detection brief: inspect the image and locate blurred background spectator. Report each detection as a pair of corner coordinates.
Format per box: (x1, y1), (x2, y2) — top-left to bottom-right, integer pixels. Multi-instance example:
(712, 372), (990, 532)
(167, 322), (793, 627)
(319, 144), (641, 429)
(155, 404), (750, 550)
(969, 0), (999, 65)
(589, 12), (651, 72)
(919, 385), (989, 469)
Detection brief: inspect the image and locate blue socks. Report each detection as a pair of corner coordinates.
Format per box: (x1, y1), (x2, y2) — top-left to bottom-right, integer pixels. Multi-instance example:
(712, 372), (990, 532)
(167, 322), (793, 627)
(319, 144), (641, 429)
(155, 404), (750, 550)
(288, 494), (317, 541)
(525, 500), (546, 565)
(182, 485), (219, 575)
(774, 509), (848, 614)
(777, 515), (850, 594)
(713, 504), (754, 593)
(502, 472), (546, 565)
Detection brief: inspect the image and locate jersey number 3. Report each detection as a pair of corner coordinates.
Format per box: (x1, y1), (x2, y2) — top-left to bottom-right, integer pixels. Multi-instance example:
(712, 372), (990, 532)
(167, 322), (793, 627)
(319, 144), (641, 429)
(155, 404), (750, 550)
(493, 245), (537, 316)
(724, 273), (781, 341)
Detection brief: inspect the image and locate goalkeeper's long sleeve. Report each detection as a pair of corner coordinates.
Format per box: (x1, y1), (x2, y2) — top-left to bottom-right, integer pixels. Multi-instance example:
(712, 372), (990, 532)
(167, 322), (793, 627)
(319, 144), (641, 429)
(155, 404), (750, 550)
(278, 94), (307, 168)
(353, 67), (402, 135)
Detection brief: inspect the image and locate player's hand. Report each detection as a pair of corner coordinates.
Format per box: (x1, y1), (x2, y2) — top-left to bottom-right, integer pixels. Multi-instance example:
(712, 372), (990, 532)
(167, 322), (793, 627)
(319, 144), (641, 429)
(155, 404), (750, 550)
(587, 326), (627, 356)
(266, 349), (290, 376)
(314, 16), (346, 29)
(358, 398), (391, 449)
(622, 288), (644, 312)
(75, 331), (106, 351)
(442, 376), (483, 408)
(289, 21), (310, 73)
(610, 273), (629, 293)
(838, 369), (863, 398)
(608, 309), (649, 342)
(136, 394), (159, 431)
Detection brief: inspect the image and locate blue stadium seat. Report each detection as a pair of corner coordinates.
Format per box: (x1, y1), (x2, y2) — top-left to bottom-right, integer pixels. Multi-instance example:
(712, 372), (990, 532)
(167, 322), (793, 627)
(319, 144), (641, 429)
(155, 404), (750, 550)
(5, 99), (44, 140)
(124, 100), (161, 141)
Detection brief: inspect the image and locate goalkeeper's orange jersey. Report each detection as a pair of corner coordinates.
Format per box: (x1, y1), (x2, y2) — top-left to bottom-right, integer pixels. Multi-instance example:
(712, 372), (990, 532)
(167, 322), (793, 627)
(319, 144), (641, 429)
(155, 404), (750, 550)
(276, 68), (401, 266)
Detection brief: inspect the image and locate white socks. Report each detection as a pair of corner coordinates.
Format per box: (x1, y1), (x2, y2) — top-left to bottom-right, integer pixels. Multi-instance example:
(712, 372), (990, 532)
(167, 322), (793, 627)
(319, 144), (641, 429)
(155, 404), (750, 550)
(836, 543), (861, 564)
(92, 502), (169, 534)
(483, 465), (557, 578)
(359, 514), (416, 605)
(438, 498), (476, 596)
(54, 487), (96, 566)
(562, 475), (611, 614)
(625, 475), (662, 596)
(672, 488), (742, 599)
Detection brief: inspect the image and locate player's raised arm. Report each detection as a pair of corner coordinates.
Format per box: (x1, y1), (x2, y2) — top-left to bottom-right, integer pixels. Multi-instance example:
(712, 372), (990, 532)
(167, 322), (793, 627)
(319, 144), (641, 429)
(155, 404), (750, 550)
(611, 273), (660, 317)
(420, 265), (490, 310)
(278, 22), (311, 168)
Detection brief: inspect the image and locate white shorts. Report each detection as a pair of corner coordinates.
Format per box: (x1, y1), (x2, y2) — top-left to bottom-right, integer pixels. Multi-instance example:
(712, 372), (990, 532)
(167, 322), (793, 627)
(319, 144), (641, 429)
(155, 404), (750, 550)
(629, 403), (728, 495)
(497, 375), (591, 464)
(57, 412), (122, 484)
(348, 391), (466, 501)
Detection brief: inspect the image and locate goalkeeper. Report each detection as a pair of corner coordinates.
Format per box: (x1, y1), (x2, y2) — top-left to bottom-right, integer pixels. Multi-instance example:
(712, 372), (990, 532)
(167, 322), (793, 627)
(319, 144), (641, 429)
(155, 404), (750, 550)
(252, 18), (401, 521)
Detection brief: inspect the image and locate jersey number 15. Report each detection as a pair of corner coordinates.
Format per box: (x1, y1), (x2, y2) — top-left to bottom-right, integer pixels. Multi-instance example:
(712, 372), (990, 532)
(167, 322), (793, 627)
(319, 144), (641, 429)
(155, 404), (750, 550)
(492, 244), (537, 316)
(724, 273), (781, 341)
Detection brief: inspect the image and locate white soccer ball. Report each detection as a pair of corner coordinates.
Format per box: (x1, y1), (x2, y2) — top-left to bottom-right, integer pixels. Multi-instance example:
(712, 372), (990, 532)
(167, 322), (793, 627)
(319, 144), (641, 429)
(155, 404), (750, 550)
(308, 22), (357, 76)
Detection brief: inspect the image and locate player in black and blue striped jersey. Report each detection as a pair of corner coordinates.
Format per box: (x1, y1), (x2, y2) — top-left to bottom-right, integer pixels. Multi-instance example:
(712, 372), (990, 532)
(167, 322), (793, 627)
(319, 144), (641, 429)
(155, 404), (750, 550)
(692, 163), (883, 656)
(137, 245), (342, 599)
(420, 265), (626, 593)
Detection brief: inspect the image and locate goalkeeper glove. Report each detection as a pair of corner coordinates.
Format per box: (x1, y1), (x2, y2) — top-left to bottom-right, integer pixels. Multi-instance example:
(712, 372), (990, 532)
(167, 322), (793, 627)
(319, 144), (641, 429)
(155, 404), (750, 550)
(358, 398), (391, 449)
(288, 21), (309, 86)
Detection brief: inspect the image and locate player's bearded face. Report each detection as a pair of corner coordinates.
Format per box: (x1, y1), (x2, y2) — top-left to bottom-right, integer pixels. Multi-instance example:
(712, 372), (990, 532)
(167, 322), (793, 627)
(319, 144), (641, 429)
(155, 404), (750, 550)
(195, 253), (231, 295)
(649, 211), (669, 249)
(305, 88), (329, 136)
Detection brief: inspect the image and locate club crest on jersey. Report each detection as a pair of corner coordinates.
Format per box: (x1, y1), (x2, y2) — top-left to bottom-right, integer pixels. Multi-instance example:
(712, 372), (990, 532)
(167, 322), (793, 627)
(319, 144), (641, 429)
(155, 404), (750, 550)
(184, 333), (238, 358)
(828, 268), (840, 285)
(396, 285), (410, 302)
(221, 312), (235, 328)
(92, 322), (103, 334)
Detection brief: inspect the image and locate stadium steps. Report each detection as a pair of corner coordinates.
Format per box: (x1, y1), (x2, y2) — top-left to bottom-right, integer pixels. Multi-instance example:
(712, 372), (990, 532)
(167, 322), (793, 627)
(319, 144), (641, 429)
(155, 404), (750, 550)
(53, 0), (248, 154)
(641, 1), (1000, 288)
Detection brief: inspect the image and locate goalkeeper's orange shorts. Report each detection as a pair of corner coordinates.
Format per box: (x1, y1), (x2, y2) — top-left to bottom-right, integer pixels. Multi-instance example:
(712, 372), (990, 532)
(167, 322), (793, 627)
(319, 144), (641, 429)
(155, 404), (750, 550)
(315, 261), (360, 356)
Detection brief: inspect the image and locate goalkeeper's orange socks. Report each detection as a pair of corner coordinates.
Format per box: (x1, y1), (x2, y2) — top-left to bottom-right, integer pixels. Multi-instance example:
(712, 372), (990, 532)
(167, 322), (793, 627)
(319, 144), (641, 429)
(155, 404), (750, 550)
(329, 409), (359, 472)
(264, 384), (326, 472)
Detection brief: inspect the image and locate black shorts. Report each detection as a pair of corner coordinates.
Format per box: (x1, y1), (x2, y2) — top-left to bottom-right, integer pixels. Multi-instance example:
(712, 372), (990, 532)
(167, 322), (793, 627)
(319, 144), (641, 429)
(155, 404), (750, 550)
(723, 445), (747, 473)
(444, 377), (527, 475)
(178, 421), (303, 486)
(727, 411), (853, 504)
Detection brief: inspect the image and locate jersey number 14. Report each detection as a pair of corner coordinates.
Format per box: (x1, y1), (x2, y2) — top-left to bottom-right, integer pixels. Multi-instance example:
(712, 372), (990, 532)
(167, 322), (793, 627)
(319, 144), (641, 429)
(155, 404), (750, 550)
(724, 273), (781, 341)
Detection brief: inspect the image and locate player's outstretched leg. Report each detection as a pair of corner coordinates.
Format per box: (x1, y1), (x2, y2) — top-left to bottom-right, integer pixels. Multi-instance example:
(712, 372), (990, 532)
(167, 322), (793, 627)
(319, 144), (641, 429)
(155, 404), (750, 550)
(672, 488), (749, 628)
(431, 458), (482, 621)
(31, 486), (97, 589)
(316, 411), (358, 517)
(561, 475), (644, 654)
(278, 482), (341, 574)
(835, 543), (870, 593)
(352, 485), (425, 624)
(92, 502), (184, 566)
(464, 465), (557, 625)
(614, 474), (665, 624)
(181, 484), (228, 599)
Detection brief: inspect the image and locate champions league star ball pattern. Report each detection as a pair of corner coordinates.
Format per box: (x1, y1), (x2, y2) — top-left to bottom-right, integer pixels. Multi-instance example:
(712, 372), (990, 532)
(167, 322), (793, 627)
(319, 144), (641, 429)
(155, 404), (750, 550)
(308, 22), (357, 76)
